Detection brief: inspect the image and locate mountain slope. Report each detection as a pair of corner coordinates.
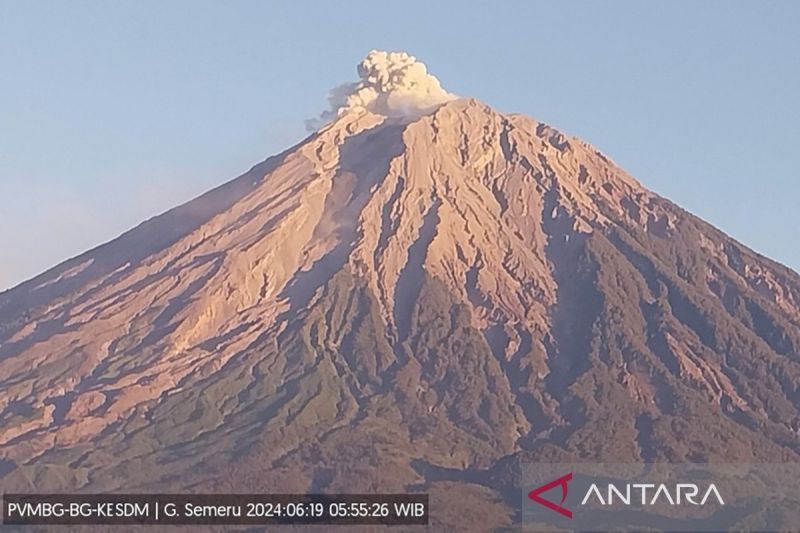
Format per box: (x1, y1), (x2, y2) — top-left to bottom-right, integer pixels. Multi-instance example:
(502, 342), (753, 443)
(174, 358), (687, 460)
(2, 98), (800, 529)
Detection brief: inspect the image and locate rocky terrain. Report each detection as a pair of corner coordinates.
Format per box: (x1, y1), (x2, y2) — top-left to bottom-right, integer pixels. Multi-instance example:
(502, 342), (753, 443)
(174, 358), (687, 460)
(2, 95), (800, 530)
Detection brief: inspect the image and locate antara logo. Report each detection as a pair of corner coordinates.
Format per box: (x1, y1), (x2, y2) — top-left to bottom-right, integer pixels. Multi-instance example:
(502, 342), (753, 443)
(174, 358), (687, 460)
(528, 473), (573, 518)
(581, 483), (724, 506)
(528, 473), (725, 520)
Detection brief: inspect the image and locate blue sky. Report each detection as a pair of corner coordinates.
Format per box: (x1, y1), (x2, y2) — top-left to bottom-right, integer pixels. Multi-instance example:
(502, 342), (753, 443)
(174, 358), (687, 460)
(1, 1), (798, 290)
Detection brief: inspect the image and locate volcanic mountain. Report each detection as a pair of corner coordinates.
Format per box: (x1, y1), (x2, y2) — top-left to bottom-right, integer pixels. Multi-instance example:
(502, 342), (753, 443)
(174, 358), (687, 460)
(3, 80), (800, 528)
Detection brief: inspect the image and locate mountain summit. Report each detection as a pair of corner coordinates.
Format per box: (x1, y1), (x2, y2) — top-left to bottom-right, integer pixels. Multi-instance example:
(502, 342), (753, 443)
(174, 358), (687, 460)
(3, 53), (800, 529)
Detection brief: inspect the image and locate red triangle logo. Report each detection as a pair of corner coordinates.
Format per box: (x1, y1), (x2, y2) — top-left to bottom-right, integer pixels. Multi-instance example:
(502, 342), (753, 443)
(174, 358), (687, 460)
(528, 472), (573, 519)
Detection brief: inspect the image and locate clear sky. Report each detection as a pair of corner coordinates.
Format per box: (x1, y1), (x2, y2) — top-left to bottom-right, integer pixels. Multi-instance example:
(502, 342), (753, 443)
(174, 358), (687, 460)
(1, 1), (798, 290)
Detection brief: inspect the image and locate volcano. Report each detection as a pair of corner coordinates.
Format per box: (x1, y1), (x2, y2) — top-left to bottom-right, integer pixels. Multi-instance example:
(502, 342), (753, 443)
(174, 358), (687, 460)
(2, 58), (800, 530)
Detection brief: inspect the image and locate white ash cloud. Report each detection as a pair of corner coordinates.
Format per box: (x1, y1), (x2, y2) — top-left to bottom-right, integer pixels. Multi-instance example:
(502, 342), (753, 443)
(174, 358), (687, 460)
(307, 50), (456, 131)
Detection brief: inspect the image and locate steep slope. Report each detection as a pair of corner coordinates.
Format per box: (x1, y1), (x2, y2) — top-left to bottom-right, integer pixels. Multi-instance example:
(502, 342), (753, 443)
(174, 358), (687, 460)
(2, 98), (800, 529)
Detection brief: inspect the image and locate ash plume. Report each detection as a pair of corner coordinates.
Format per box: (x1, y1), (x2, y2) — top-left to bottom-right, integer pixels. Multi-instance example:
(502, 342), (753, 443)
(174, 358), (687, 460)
(306, 50), (456, 131)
